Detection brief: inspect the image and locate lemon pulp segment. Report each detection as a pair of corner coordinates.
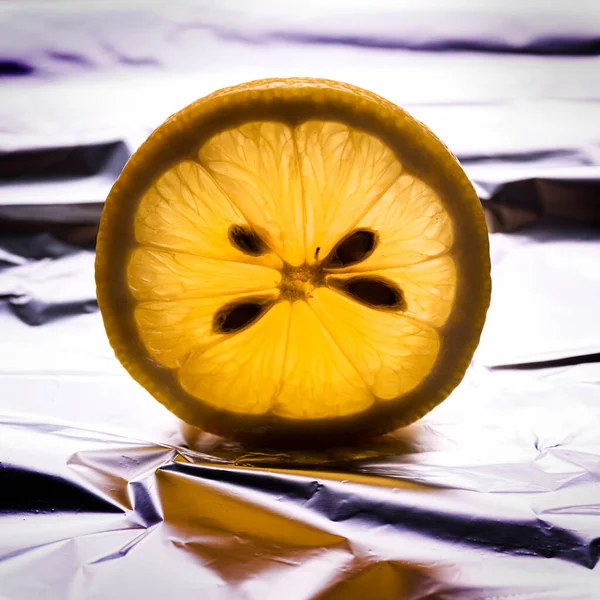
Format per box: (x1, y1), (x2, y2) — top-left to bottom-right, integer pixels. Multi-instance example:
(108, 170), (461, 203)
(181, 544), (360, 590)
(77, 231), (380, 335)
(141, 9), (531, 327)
(128, 120), (456, 419)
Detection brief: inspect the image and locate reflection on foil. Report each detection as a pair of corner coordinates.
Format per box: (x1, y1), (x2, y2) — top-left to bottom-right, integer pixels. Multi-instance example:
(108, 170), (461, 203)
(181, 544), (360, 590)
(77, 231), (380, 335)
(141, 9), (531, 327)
(2, 357), (600, 600)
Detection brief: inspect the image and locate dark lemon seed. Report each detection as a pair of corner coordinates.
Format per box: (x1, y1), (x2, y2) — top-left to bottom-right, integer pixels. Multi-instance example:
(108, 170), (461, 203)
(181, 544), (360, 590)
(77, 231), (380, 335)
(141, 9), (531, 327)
(213, 300), (272, 334)
(323, 229), (377, 268)
(228, 224), (268, 256)
(329, 276), (405, 310)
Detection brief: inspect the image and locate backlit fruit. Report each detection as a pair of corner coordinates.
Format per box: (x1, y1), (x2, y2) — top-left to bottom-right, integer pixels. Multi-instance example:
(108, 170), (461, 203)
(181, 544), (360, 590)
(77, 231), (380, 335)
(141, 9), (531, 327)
(95, 78), (491, 446)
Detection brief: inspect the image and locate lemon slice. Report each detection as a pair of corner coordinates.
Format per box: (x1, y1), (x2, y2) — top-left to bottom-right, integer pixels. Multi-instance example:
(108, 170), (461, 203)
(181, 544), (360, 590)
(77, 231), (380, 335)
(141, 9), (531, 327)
(96, 78), (490, 446)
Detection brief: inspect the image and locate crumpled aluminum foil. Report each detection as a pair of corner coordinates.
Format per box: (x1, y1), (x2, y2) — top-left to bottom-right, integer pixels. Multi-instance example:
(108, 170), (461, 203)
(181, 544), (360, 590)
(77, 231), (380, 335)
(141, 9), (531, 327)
(2, 3), (600, 593)
(2, 216), (600, 599)
(2, 356), (600, 599)
(2, 171), (600, 600)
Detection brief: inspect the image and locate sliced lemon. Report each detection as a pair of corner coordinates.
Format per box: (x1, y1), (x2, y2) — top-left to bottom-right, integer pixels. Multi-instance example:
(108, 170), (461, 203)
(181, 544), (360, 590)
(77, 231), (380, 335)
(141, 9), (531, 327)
(96, 78), (490, 446)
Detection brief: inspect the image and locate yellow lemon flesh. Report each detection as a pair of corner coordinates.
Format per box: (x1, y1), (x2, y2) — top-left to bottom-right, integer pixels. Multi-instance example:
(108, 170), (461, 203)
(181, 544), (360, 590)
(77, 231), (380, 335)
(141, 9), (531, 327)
(96, 79), (490, 446)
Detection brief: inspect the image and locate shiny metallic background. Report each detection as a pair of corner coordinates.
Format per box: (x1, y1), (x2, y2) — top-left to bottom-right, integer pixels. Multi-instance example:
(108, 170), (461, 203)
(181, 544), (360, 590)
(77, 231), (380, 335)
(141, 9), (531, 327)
(1, 1), (600, 598)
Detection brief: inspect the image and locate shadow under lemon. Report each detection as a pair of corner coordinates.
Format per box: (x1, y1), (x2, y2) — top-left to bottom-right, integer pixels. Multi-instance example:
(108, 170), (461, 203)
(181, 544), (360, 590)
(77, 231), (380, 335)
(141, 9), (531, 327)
(179, 417), (429, 473)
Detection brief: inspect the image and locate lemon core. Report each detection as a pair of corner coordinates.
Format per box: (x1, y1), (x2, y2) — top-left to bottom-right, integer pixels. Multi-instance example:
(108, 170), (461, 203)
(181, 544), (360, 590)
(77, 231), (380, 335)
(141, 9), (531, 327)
(279, 263), (323, 301)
